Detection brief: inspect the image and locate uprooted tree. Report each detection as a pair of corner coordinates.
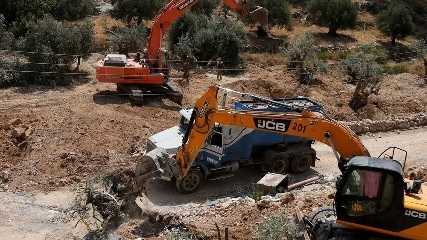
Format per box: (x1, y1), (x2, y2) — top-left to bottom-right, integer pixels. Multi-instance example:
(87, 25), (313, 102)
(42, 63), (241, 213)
(285, 33), (326, 84)
(308, 0), (358, 35)
(342, 52), (384, 111)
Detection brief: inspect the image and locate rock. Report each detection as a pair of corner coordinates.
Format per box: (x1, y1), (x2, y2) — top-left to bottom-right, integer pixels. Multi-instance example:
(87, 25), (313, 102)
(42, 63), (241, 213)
(24, 126), (33, 137)
(10, 127), (27, 142)
(8, 118), (22, 126)
(256, 199), (272, 210)
(0, 170), (10, 183)
(278, 193), (295, 205)
(398, 122), (410, 129)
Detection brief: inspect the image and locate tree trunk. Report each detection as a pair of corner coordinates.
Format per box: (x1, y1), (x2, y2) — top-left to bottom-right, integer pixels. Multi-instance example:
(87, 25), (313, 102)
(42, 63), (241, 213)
(328, 27), (337, 36)
(350, 82), (369, 111)
(391, 35), (396, 46)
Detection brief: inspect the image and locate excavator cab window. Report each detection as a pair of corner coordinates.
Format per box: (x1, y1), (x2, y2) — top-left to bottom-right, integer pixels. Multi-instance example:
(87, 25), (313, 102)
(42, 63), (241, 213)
(339, 169), (395, 217)
(208, 125), (223, 147)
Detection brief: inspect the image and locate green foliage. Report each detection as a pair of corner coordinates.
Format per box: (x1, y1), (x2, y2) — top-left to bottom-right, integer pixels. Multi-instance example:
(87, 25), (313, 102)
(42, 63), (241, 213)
(111, 0), (166, 24)
(0, 0), (58, 36)
(383, 62), (410, 74)
(21, 16), (94, 59)
(174, 34), (194, 60)
(377, 1), (415, 45)
(0, 0), (57, 25)
(285, 33), (327, 84)
(193, 0), (220, 15)
(0, 0), (95, 36)
(255, 213), (301, 240)
(169, 13), (246, 68)
(342, 52), (383, 83)
(14, 16), (94, 86)
(107, 25), (148, 54)
(356, 44), (388, 64)
(0, 15), (14, 50)
(246, 0), (291, 26)
(54, 0), (97, 21)
(308, 0), (358, 35)
(0, 55), (25, 87)
(167, 229), (197, 240)
(168, 13), (210, 52)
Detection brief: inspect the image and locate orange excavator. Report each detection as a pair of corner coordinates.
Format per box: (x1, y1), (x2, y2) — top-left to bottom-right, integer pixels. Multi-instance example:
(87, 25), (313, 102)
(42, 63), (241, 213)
(169, 86), (427, 239)
(96, 0), (281, 105)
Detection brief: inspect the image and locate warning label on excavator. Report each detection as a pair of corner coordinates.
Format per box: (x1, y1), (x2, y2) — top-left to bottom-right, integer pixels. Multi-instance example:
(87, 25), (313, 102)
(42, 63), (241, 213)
(254, 118), (291, 132)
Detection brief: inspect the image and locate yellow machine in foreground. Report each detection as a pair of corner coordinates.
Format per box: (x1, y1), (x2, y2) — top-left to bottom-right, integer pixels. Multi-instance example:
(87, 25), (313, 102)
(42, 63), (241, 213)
(174, 86), (427, 240)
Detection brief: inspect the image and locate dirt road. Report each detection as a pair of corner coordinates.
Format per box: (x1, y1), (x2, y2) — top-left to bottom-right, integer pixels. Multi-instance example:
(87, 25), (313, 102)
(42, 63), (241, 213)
(315, 127), (427, 176)
(0, 190), (86, 240)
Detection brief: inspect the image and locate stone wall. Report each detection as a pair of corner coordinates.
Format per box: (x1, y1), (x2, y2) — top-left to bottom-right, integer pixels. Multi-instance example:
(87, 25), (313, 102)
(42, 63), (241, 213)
(343, 113), (427, 135)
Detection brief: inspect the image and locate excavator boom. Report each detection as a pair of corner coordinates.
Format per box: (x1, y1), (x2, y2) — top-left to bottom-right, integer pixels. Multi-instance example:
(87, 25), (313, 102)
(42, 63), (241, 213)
(176, 86), (370, 176)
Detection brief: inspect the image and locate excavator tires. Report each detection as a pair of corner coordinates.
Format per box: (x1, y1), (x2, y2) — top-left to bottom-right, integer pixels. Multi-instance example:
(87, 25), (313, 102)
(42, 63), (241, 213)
(175, 168), (204, 194)
(262, 146), (316, 174)
(262, 150), (290, 174)
(289, 147), (316, 173)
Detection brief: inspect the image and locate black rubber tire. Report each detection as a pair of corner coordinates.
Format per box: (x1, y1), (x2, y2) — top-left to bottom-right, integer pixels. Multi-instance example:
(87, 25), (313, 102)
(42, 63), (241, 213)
(290, 153), (312, 173)
(176, 169), (204, 194)
(262, 150), (290, 174)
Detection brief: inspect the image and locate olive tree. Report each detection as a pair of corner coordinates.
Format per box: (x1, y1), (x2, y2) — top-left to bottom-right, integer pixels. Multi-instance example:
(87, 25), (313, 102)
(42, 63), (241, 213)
(377, 1), (414, 45)
(18, 16), (94, 85)
(0, 14), (14, 50)
(169, 14), (246, 68)
(342, 52), (384, 110)
(285, 33), (326, 84)
(111, 0), (165, 24)
(54, 0), (97, 21)
(245, 0), (291, 27)
(308, 0), (358, 35)
(107, 25), (147, 54)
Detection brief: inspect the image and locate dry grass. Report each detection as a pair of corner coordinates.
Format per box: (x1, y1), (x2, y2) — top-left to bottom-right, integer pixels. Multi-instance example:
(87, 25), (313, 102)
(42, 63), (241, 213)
(242, 53), (287, 66)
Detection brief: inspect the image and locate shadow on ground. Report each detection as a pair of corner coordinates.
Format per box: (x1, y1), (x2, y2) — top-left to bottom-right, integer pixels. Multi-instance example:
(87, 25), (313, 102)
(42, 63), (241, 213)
(93, 90), (181, 111)
(144, 167), (321, 206)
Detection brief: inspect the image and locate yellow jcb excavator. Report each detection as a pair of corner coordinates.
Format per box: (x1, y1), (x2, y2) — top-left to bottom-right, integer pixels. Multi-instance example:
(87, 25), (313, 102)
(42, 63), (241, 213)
(172, 86), (427, 240)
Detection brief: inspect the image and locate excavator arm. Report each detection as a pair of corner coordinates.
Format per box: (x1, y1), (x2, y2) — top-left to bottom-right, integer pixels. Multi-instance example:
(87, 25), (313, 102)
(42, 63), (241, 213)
(147, 0), (270, 60)
(176, 86), (370, 176)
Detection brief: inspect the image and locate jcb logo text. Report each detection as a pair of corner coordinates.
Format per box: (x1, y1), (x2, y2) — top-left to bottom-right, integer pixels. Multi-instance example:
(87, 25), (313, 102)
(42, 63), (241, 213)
(405, 210), (426, 220)
(255, 118), (290, 132)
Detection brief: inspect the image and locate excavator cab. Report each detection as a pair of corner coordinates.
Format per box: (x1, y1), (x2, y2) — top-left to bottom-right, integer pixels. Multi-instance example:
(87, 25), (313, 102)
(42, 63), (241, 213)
(333, 148), (427, 239)
(335, 156), (406, 232)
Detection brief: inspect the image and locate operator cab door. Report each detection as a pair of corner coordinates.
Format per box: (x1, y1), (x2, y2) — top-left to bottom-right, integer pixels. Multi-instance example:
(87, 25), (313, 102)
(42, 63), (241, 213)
(199, 124), (223, 168)
(336, 167), (404, 232)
